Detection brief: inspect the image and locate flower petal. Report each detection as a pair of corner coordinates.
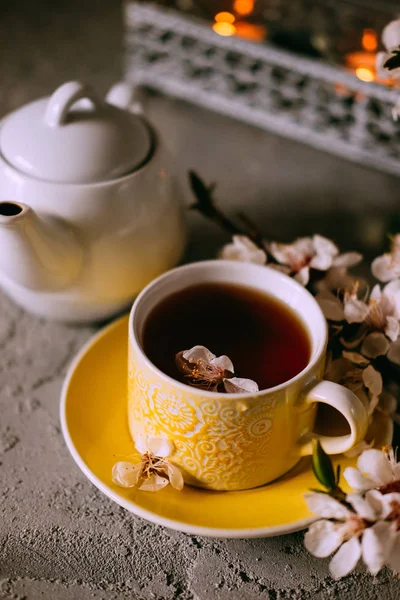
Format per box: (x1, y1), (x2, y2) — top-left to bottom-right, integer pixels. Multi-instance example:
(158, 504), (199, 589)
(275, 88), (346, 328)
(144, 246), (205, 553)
(357, 449), (394, 487)
(362, 521), (395, 575)
(329, 537), (362, 580)
(377, 492), (400, 519)
(139, 473), (169, 492)
(361, 332), (390, 358)
(316, 292), (345, 322)
(268, 238), (314, 269)
(146, 437), (174, 458)
(343, 467), (376, 492)
(294, 266), (310, 286)
(387, 339), (400, 366)
(112, 462), (142, 488)
(344, 297), (369, 324)
(384, 279), (400, 318)
(370, 284), (382, 302)
(371, 255), (400, 283)
(333, 252), (363, 268)
(342, 351), (370, 367)
(362, 365), (383, 397)
(134, 433), (149, 455)
(364, 489), (386, 515)
(382, 18), (400, 52)
(393, 463), (400, 479)
(385, 316), (399, 342)
(346, 493), (378, 521)
(304, 520), (344, 558)
(368, 394), (379, 416)
(166, 462), (184, 490)
(223, 377), (259, 393)
(385, 278), (400, 292)
(267, 241), (292, 265)
(211, 355), (234, 373)
(220, 235), (267, 265)
(183, 345), (215, 364)
(304, 493), (351, 519)
(311, 235), (338, 270)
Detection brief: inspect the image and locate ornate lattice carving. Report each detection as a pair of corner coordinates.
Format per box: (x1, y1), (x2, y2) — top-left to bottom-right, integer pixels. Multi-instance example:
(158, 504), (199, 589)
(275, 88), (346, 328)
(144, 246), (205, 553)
(125, 3), (400, 176)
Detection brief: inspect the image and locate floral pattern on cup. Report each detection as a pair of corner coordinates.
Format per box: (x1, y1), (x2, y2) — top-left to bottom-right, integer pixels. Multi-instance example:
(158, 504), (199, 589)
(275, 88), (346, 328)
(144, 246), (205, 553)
(128, 348), (278, 490)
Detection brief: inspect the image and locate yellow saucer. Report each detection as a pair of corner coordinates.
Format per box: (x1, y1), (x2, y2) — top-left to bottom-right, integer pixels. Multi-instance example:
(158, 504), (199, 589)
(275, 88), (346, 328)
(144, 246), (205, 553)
(60, 315), (357, 538)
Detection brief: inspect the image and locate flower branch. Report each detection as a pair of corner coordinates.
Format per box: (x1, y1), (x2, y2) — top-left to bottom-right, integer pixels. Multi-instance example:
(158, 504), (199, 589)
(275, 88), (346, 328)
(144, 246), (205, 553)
(189, 170), (400, 451)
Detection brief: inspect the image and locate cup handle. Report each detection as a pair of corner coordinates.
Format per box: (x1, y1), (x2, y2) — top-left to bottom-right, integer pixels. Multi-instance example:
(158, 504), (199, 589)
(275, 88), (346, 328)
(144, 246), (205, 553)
(297, 380), (369, 456)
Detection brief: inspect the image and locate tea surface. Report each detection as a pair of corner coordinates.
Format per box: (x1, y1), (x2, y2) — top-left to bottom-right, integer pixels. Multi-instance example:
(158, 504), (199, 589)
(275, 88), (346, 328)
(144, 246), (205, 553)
(142, 283), (311, 391)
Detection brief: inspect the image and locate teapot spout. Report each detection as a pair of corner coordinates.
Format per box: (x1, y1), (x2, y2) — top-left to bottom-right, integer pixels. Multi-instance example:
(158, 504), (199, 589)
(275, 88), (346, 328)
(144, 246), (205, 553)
(0, 201), (83, 291)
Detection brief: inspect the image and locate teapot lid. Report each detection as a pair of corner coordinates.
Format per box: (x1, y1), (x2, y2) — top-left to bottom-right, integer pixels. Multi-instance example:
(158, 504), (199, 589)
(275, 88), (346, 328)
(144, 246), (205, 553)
(0, 81), (152, 184)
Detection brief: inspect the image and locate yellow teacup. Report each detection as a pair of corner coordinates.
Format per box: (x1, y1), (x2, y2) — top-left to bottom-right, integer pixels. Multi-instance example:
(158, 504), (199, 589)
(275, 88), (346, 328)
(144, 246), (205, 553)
(128, 260), (368, 491)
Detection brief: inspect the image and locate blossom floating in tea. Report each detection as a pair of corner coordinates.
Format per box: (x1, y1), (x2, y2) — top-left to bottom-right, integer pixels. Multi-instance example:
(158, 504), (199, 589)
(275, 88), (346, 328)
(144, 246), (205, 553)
(175, 345), (259, 393)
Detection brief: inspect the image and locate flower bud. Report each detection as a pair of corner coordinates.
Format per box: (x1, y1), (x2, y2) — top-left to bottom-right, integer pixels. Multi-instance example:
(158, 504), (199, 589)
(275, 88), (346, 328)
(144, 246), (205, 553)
(311, 439), (337, 491)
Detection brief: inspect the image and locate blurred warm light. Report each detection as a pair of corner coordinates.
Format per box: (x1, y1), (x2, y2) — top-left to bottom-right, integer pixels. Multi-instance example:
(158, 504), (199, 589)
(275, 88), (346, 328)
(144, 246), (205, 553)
(235, 21), (266, 42)
(212, 22), (236, 36)
(355, 67), (375, 82)
(345, 30), (379, 83)
(215, 12), (235, 24)
(233, 0), (255, 16)
(362, 29), (378, 52)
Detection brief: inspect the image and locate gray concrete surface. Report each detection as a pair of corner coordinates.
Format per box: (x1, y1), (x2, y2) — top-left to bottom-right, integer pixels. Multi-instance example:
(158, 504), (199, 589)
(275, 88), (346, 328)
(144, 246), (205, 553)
(1, 1), (400, 598)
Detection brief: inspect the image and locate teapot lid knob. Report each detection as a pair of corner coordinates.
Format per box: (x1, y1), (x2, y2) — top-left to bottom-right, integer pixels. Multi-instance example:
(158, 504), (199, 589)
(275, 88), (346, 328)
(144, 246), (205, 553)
(44, 81), (103, 128)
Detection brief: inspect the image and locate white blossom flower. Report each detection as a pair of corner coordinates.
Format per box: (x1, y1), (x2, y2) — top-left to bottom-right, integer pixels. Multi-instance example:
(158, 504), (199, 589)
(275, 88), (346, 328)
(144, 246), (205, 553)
(267, 235), (357, 286)
(304, 490), (399, 578)
(376, 19), (400, 82)
(112, 434), (184, 492)
(219, 235), (267, 265)
(371, 235), (400, 282)
(344, 448), (400, 494)
(175, 345), (258, 393)
(343, 281), (400, 356)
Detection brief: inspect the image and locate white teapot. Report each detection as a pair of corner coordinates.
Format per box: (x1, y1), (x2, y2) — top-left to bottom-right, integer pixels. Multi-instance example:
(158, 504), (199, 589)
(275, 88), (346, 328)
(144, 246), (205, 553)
(0, 81), (186, 322)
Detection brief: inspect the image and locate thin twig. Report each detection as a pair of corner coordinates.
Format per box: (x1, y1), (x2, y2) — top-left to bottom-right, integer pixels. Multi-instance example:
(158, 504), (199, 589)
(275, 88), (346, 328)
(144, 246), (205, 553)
(236, 211), (266, 249)
(189, 171), (266, 249)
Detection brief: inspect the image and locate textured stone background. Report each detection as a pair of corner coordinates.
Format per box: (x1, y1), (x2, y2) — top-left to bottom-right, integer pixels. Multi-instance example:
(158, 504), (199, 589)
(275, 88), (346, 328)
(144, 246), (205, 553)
(1, 1), (400, 598)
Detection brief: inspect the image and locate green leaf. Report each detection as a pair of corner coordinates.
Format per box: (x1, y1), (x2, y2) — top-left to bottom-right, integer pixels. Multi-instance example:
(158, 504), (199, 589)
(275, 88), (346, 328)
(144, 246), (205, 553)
(311, 439), (336, 490)
(384, 48), (400, 71)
